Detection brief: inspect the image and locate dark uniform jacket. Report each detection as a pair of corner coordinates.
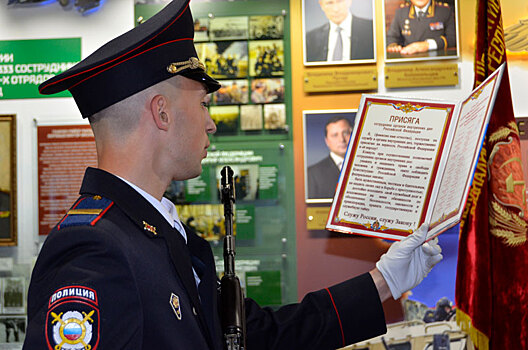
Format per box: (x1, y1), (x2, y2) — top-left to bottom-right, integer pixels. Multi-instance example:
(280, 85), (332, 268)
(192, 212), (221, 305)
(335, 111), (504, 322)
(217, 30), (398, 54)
(307, 155), (341, 199)
(24, 167), (386, 349)
(305, 16), (374, 62)
(386, 0), (456, 50)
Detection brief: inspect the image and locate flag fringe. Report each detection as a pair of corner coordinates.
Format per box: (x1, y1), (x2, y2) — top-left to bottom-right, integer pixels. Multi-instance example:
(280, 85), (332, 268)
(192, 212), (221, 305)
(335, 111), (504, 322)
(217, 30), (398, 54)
(456, 308), (489, 350)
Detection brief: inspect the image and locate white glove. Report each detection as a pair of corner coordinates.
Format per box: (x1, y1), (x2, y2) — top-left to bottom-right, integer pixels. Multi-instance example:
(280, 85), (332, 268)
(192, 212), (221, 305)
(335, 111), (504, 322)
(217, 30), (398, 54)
(376, 224), (443, 300)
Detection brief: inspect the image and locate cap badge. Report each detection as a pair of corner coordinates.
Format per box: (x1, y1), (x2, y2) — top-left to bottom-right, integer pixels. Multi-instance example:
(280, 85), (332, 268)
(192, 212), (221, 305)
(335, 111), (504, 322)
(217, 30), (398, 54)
(167, 57), (205, 74)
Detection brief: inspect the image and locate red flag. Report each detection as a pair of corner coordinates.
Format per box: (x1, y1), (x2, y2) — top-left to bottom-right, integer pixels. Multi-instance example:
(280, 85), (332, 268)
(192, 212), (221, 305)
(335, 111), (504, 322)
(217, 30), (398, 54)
(456, 0), (528, 349)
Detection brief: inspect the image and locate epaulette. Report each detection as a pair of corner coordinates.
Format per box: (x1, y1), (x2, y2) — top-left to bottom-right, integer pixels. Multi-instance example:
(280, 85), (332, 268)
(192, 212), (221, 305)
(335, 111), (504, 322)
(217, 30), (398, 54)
(400, 2), (410, 8)
(58, 195), (114, 230)
(439, 2), (450, 7)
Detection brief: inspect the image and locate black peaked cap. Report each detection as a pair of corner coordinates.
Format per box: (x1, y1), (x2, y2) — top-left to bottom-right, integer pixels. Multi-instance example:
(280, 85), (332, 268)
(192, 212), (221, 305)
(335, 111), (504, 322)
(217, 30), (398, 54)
(39, 0), (220, 118)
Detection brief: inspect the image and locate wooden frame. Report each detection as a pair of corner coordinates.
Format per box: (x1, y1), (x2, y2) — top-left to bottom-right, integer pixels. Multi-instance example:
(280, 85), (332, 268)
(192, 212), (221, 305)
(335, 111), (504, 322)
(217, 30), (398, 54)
(0, 115), (16, 246)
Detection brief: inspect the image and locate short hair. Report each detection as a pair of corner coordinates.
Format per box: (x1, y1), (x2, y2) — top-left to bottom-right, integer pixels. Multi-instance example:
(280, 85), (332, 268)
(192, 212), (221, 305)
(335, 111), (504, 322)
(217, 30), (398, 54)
(324, 116), (352, 137)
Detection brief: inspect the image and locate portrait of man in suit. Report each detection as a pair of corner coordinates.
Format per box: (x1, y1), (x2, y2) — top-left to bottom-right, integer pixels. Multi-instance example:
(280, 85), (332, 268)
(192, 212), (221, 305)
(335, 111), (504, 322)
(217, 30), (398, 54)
(303, 0), (375, 65)
(304, 111), (356, 202)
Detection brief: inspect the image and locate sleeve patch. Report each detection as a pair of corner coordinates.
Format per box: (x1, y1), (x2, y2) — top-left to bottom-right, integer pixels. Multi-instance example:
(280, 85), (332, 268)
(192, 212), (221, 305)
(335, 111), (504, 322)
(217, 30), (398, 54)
(46, 286), (100, 350)
(58, 196), (113, 230)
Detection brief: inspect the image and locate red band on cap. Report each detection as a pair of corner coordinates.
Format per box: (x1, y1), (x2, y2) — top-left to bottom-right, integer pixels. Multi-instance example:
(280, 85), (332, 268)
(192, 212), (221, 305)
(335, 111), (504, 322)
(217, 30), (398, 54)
(39, 1), (191, 93)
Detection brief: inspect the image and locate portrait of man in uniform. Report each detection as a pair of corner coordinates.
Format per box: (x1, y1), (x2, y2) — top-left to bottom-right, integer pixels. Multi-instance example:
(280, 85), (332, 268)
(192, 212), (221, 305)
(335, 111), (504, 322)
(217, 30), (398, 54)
(302, 0), (376, 65)
(304, 110), (356, 202)
(384, 0), (458, 61)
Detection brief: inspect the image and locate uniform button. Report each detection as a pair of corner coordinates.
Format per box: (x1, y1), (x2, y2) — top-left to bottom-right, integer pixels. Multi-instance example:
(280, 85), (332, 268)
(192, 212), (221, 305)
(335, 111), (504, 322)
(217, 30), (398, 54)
(192, 306), (198, 316)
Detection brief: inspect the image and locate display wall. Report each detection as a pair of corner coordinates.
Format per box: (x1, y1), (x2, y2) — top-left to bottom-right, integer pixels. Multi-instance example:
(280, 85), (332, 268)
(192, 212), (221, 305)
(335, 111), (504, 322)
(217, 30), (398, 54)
(290, 0), (528, 323)
(0, 1), (527, 344)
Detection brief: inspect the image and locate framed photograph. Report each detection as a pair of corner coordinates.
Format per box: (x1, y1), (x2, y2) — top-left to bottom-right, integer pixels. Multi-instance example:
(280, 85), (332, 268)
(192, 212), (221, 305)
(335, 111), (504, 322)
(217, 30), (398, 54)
(215, 164), (260, 201)
(194, 17), (210, 42)
(213, 80), (249, 105)
(209, 16), (248, 41)
(240, 105), (263, 131)
(175, 204), (225, 241)
(1, 278), (24, 314)
(263, 104), (286, 130)
(302, 0), (376, 66)
(0, 315), (25, 346)
(0, 115), (16, 246)
(248, 40), (284, 77)
(196, 42), (248, 79)
(303, 110), (356, 203)
(383, 0), (459, 62)
(249, 15), (284, 39)
(209, 106), (239, 135)
(250, 78), (285, 104)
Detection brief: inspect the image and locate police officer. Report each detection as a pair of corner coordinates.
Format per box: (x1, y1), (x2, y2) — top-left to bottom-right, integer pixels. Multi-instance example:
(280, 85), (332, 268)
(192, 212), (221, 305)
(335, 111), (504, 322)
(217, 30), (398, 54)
(386, 0), (456, 55)
(23, 1), (442, 349)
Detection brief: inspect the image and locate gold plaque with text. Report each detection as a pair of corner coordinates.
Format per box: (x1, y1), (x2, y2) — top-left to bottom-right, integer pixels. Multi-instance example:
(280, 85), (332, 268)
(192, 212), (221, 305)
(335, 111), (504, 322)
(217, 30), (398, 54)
(304, 66), (378, 93)
(385, 63), (459, 89)
(306, 207), (331, 230)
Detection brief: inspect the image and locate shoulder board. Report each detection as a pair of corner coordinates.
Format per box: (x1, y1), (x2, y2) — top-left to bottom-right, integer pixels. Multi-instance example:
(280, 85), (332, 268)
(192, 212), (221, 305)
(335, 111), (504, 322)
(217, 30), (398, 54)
(58, 195), (114, 230)
(439, 2), (450, 7)
(400, 2), (410, 8)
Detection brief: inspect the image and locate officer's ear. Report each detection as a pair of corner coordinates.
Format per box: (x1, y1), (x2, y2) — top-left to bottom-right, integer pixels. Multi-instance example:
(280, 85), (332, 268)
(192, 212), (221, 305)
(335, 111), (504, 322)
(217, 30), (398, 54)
(150, 95), (170, 131)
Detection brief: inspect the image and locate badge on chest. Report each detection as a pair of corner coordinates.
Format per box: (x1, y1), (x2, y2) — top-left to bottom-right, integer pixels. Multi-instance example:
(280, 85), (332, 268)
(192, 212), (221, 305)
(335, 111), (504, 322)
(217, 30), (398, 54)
(430, 21), (444, 31)
(170, 293), (182, 320)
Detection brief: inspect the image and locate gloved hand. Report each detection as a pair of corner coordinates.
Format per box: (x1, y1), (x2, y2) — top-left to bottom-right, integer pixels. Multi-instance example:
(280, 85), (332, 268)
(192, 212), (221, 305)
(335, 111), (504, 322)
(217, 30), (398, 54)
(376, 224), (443, 300)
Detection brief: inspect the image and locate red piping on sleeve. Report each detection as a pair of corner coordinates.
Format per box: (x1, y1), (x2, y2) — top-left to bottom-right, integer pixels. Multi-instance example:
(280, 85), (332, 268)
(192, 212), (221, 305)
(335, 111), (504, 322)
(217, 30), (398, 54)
(325, 287), (345, 347)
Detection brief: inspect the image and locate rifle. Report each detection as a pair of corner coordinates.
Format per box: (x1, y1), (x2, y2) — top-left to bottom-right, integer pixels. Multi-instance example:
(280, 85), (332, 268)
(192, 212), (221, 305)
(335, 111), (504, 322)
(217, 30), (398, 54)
(220, 166), (246, 350)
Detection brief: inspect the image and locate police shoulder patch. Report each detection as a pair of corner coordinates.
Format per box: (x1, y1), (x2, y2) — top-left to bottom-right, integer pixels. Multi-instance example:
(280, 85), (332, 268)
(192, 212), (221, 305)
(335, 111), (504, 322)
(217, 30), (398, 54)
(58, 195), (114, 230)
(46, 285), (100, 350)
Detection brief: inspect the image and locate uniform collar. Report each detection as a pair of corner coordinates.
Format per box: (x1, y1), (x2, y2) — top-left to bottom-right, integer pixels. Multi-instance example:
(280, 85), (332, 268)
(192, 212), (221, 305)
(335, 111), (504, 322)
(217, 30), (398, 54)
(79, 167), (175, 239)
(410, 0), (434, 19)
(114, 174), (187, 243)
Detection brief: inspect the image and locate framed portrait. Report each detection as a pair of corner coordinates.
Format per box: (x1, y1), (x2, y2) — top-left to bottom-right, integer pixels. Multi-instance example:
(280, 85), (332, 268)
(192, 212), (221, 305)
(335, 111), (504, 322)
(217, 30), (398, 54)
(303, 110), (356, 203)
(383, 0), (460, 62)
(302, 0), (376, 66)
(0, 115), (16, 246)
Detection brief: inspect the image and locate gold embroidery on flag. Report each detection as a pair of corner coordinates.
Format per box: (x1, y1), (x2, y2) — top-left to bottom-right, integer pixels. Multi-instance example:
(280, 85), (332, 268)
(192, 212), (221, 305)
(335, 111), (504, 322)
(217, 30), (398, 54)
(487, 125), (527, 246)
